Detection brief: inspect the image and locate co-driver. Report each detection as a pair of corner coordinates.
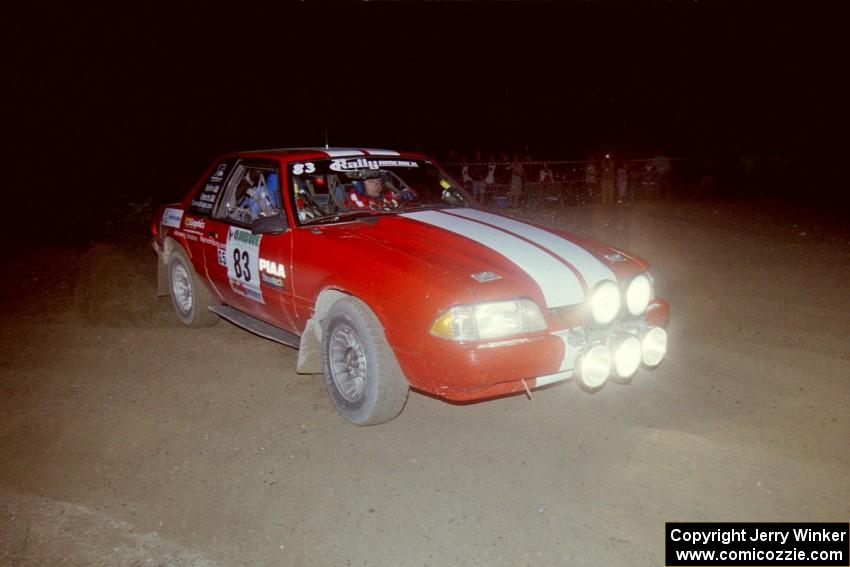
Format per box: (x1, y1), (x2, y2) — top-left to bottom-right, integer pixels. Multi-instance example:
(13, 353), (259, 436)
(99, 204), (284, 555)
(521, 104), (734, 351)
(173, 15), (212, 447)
(345, 171), (399, 210)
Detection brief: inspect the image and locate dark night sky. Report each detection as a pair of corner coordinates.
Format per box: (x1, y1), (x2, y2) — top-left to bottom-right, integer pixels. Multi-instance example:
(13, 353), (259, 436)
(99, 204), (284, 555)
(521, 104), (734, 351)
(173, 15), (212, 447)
(6, 2), (846, 206)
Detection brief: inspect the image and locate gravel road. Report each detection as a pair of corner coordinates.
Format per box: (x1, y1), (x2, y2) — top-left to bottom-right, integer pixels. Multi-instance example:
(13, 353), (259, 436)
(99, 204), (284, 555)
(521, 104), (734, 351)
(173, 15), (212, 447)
(2, 200), (848, 566)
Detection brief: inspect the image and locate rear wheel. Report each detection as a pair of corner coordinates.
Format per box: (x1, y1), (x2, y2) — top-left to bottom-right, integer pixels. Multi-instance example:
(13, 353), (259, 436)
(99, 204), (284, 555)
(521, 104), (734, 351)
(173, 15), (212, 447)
(168, 248), (219, 328)
(322, 297), (409, 425)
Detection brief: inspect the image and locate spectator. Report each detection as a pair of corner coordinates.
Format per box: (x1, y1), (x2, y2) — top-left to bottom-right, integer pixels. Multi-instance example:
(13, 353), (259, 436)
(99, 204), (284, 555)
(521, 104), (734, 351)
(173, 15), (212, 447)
(628, 161), (641, 201)
(584, 159), (598, 202)
(641, 161), (658, 199)
(485, 155), (497, 187)
(469, 150), (488, 203)
(652, 149), (672, 198)
(496, 153), (511, 186)
(600, 154), (616, 204)
(460, 155), (472, 188)
(616, 162), (629, 203)
(509, 154), (524, 207)
(538, 162), (554, 184)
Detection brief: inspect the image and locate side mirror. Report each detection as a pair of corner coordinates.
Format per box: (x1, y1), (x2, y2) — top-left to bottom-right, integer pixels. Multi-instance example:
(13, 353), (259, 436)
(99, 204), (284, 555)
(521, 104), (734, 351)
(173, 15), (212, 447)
(250, 212), (288, 235)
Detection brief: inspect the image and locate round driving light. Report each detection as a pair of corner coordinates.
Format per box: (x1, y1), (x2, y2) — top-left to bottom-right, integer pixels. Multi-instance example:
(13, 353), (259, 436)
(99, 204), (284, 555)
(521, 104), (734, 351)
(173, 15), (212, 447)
(590, 280), (621, 325)
(641, 327), (668, 367)
(613, 335), (642, 379)
(577, 344), (612, 389)
(626, 274), (652, 316)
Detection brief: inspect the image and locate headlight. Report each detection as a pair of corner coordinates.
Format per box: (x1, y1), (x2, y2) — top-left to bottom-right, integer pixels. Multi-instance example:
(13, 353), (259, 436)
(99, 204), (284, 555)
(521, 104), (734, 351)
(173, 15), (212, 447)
(576, 344), (612, 388)
(612, 335), (642, 379)
(430, 299), (547, 341)
(626, 273), (652, 316)
(641, 327), (668, 367)
(589, 280), (621, 325)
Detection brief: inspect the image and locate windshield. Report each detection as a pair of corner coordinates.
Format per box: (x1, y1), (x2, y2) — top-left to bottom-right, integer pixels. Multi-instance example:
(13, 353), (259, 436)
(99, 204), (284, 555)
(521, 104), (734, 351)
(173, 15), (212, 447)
(288, 157), (472, 224)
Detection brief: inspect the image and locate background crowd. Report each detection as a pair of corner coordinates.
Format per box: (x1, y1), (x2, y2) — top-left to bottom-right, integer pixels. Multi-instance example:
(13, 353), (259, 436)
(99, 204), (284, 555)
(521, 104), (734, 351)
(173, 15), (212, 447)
(441, 150), (676, 208)
(439, 149), (788, 209)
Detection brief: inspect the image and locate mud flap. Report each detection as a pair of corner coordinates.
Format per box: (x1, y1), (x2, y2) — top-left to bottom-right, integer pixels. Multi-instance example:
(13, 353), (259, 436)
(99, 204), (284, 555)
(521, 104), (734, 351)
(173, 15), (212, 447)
(296, 317), (322, 374)
(156, 254), (168, 297)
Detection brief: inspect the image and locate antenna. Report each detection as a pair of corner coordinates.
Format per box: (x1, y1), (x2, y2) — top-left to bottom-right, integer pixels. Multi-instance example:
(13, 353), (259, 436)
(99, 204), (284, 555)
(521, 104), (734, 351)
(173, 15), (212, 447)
(323, 121), (329, 149)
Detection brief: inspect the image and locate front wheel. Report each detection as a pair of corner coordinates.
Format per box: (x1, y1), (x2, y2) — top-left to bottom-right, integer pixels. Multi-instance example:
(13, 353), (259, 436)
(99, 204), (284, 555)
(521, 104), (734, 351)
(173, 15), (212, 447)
(322, 297), (409, 425)
(167, 248), (219, 328)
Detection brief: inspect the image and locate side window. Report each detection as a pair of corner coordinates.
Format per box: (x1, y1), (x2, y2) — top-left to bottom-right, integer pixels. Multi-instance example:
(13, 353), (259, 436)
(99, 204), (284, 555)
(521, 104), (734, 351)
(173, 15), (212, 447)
(188, 159), (235, 216)
(217, 162), (282, 226)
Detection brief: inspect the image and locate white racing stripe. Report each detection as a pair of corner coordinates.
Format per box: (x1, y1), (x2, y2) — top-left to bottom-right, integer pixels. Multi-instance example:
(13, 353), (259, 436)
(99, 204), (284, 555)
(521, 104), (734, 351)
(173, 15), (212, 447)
(535, 331), (578, 387)
(535, 370), (573, 388)
(299, 148), (366, 157)
(305, 147), (400, 157)
(402, 210), (584, 307)
(450, 208), (615, 288)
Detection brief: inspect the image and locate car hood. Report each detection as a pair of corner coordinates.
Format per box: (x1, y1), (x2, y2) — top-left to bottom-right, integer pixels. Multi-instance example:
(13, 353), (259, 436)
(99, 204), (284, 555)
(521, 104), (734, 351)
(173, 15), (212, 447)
(320, 208), (648, 309)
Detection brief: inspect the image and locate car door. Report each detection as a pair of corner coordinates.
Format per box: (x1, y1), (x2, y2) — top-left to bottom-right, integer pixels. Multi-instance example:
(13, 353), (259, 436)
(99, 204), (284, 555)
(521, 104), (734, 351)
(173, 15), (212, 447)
(179, 157), (235, 284)
(203, 159), (297, 331)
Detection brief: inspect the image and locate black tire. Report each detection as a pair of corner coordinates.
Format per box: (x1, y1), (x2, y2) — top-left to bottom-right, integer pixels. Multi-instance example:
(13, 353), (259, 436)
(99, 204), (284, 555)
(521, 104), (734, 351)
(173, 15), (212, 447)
(167, 248), (219, 328)
(321, 297), (409, 425)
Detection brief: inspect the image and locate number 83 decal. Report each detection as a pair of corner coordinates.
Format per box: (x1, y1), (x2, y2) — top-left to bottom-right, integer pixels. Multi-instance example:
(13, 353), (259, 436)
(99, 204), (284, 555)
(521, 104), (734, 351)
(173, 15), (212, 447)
(225, 227), (264, 303)
(232, 248), (251, 281)
(291, 162), (315, 175)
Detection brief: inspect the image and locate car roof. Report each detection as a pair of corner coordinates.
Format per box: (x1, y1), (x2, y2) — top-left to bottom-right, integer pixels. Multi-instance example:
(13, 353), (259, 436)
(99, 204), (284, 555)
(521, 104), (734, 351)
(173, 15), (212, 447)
(233, 147), (428, 161)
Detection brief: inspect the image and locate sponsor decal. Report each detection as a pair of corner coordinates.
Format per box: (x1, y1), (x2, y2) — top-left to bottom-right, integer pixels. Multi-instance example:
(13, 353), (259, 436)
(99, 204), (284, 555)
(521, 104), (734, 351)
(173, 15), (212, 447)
(230, 280), (263, 302)
(260, 272), (286, 290)
(259, 258), (285, 278)
(184, 232), (198, 241)
(329, 158), (419, 172)
(184, 217), (206, 231)
(211, 163), (228, 181)
(217, 247), (227, 267)
(191, 167), (225, 213)
(162, 208), (184, 228)
(230, 230), (260, 246)
(225, 227), (264, 303)
(191, 200), (213, 211)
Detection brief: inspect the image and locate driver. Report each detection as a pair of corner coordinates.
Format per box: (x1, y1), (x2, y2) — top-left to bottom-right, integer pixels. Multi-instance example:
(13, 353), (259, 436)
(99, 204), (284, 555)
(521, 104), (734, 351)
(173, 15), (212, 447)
(244, 171), (278, 217)
(345, 171), (399, 210)
(231, 170), (279, 222)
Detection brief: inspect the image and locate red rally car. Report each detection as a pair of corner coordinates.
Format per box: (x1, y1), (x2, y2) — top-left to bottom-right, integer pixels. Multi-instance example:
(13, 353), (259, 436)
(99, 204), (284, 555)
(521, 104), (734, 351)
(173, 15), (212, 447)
(152, 147), (670, 425)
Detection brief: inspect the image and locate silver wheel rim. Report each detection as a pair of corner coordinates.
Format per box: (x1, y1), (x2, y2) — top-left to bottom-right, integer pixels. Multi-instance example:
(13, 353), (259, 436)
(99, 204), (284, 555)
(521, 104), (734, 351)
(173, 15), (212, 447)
(329, 324), (367, 403)
(172, 263), (193, 313)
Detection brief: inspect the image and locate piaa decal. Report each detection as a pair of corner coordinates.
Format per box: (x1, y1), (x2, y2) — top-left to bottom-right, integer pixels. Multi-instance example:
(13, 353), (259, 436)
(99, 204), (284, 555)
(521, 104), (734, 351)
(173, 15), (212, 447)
(259, 259), (285, 278)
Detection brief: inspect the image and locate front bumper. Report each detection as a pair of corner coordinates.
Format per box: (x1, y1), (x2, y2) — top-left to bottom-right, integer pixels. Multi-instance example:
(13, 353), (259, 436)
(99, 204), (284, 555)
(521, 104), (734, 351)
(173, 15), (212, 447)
(400, 299), (670, 402)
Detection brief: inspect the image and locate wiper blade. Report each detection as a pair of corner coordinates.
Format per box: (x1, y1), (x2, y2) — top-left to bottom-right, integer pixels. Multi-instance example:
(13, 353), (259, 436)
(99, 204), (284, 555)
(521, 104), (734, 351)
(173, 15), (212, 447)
(302, 209), (393, 225)
(397, 203), (462, 212)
